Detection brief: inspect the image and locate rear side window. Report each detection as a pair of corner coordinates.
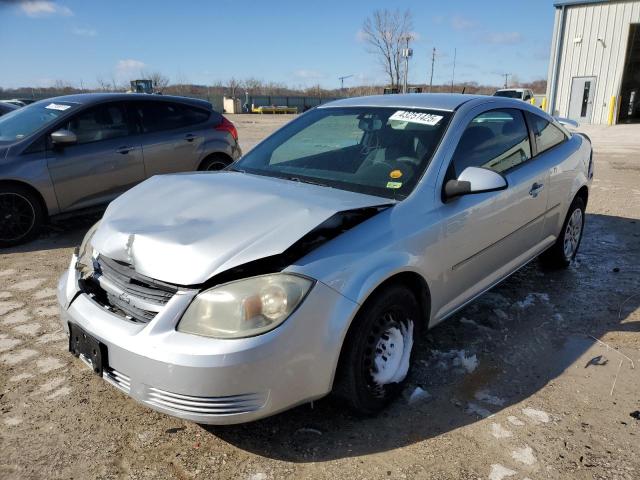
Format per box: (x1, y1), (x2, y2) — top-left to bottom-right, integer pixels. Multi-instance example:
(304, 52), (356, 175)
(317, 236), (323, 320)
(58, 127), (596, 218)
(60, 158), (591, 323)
(451, 108), (532, 176)
(527, 113), (566, 154)
(65, 103), (129, 144)
(134, 102), (209, 133)
(182, 105), (210, 126)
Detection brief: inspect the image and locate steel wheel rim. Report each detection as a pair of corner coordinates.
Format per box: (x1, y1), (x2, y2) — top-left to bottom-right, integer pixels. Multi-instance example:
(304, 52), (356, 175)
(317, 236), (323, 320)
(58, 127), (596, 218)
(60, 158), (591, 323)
(563, 208), (583, 259)
(0, 193), (36, 242)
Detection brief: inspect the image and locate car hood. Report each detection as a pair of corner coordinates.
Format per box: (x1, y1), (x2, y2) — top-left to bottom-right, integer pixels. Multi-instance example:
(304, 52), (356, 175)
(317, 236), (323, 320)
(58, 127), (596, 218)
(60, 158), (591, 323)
(92, 171), (391, 285)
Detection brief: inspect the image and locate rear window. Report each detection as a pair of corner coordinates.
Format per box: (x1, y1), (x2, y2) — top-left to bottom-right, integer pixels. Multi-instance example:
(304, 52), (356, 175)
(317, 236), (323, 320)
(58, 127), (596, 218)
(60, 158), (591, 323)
(494, 90), (522, 99)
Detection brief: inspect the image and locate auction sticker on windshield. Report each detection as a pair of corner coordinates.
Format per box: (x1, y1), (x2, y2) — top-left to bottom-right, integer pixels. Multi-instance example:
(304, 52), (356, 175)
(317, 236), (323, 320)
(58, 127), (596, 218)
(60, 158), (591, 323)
(45, 103), (71, 111)
(389, 110), (443, 126)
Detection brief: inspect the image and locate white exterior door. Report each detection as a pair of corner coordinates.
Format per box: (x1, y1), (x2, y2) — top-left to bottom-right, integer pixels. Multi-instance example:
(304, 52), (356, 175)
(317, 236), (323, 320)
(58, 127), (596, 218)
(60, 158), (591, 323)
(568, 76), (597, 123)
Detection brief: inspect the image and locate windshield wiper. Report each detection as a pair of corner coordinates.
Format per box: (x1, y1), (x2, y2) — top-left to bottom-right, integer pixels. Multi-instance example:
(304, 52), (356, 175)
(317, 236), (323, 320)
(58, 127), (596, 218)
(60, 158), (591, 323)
(283, 175), (330, 188)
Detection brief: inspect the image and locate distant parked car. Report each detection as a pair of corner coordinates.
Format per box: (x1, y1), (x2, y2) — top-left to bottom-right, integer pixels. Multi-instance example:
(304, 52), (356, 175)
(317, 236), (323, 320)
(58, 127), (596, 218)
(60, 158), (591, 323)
(0, 102), (18, 116)
(494, 88), (535, 102)
(0, 93), (241, 246)
(1, 99), (27, 108)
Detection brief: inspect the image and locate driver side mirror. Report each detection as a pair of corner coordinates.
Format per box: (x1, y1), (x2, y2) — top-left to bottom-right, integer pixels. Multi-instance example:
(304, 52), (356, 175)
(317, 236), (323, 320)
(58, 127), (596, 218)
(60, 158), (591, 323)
(50, 129), (77, 147)
(444, 166), (507, 200)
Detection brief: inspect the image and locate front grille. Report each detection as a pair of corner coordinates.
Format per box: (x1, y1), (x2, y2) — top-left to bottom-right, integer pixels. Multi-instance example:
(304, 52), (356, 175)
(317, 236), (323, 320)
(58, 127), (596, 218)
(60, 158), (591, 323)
(85, 255), (178, 324)
(145, 387), (267, 416)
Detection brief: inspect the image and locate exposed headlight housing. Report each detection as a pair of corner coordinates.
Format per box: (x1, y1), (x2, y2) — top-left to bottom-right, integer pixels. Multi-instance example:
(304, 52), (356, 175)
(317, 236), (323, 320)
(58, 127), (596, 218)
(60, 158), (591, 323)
(177, 274), (314, 339)
(76, 221), (100, 276)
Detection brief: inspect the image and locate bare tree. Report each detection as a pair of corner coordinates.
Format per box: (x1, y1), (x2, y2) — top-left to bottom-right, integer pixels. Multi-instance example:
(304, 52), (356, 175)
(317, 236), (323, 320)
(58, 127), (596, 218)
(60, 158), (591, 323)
(143, 71), (170, 92)
(226, 77), (242, 98)
(361, 9), (414, 88)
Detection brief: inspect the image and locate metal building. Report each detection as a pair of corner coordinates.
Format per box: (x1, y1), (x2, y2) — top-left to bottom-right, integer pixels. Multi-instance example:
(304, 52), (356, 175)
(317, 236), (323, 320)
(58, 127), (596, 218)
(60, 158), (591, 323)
(546, 0), (640, 124)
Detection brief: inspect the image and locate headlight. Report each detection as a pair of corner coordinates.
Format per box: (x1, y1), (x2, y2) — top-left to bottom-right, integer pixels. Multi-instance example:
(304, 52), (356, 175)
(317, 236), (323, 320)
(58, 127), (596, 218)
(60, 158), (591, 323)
(177, 274), (314, 339)
(76, 221), (100, 275)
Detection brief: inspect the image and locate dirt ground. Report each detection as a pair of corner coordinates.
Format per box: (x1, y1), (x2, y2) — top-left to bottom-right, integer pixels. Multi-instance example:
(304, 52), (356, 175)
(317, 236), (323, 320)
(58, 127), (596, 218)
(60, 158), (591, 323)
(1, 114), (639, 480)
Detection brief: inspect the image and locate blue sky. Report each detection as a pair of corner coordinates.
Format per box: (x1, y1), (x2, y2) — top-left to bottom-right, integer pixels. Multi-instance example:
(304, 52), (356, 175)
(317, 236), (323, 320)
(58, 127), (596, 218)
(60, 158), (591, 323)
(0, 0), (559, 89)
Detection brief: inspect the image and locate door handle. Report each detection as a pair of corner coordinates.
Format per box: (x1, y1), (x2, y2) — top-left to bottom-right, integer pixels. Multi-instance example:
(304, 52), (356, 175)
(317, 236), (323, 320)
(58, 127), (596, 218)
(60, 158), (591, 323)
(184, 134), (195, 142)
(529, 182), (544, 198)
(116, 146), (133, 154)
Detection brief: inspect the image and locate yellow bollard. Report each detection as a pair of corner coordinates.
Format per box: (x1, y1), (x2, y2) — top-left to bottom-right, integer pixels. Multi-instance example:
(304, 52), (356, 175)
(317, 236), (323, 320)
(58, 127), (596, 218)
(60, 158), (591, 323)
(608, 96), (616, 126)
(541, 97), (547, 111)
(530, 98), (536, 105)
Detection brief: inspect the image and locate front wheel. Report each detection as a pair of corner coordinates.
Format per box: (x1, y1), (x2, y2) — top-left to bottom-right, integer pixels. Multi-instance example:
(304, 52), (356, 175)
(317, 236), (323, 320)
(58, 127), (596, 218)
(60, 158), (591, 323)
(0, 186), (44, 248)
(540, 196), (585, 269)
(334, 285), (419, 415)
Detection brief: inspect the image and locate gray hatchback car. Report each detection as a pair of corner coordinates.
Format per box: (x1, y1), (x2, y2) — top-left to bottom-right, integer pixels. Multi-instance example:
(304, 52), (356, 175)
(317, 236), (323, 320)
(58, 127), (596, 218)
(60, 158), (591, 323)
(0, 93), (241, 247)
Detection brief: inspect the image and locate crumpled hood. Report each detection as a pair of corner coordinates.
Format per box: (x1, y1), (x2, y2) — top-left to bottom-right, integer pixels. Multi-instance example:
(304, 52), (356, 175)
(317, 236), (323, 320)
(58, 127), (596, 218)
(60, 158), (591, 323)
(92, 171), (389, 285)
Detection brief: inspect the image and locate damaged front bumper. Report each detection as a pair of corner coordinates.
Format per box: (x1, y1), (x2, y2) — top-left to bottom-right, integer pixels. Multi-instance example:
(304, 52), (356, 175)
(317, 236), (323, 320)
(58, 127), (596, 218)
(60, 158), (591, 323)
(57, 256), (359, 424)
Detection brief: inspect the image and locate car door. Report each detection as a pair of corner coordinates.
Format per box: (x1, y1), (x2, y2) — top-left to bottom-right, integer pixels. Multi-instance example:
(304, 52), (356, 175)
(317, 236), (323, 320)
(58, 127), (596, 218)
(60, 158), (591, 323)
(433, 107), (550, 319)
(46, 101), (145, 212)
(131, 101), (206, 176)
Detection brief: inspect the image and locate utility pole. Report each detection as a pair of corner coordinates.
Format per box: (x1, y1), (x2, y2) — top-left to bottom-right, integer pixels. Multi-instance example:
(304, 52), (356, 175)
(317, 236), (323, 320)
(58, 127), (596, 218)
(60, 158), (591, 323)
(401, 35), (413, 94)
(503, 73), (511, 89)
(451, 48), (457, 93)
(338, 74), (353, 92)
(429, 47), (436, 93)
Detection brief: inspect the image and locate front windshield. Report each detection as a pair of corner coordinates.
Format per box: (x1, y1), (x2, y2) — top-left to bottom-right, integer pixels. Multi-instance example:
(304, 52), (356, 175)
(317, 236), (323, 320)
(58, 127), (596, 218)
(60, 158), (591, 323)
(0, 101), (75, 144)
(494, 90), (522, 99)
(235, 107), (451, 199)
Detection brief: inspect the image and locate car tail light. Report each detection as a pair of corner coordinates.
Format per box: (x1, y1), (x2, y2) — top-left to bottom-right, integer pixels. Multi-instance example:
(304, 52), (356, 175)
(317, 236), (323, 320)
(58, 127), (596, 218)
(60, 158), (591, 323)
(215, 116), (238, 141)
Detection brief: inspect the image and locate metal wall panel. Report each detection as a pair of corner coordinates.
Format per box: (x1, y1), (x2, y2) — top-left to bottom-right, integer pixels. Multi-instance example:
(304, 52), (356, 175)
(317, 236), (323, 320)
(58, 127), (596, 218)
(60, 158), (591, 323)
(548, 0), (640, 123)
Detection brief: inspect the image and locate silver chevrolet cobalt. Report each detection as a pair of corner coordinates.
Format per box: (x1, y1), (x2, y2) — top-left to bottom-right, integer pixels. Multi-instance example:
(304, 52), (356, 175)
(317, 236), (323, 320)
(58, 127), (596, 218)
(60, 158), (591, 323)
(58, 94), (593, 424)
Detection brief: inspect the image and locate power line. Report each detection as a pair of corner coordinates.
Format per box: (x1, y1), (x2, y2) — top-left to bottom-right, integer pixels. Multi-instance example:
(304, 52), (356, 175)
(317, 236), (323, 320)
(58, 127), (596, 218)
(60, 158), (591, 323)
(502, 73), (511, 89)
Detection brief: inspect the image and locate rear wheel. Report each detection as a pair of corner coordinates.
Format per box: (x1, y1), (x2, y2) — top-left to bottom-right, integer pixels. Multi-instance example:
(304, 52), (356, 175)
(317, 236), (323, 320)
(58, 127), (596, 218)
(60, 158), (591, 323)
(0, 185), (44, 248)
(334, 284), (419, 415)
(199, 154), (232, 171)
(540, 196), (585, 269)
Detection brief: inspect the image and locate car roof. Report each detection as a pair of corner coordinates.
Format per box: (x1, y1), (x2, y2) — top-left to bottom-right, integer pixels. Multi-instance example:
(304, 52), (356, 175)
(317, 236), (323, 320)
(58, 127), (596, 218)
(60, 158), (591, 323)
(36, 92), (212, 109)
(496, 88), (527, 92)
(319, 93), (486, 112)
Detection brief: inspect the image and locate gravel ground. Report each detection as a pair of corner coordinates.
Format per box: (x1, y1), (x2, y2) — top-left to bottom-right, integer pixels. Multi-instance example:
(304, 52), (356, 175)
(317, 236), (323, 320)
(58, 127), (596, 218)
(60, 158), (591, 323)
(1, 115), (638, 480)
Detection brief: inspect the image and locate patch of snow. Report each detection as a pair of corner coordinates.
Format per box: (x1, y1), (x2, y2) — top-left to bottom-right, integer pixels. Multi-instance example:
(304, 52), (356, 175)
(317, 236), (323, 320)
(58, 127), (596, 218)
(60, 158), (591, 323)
(466, 402), (492, 418)
(1, 309), (30, 325)
(10, 372), (33, 382)
(552, 313), (564, 323)
(0, 301), (25, 316)
(489, 464), (517, 480)
(0, 337), (22, 352)
(522, 407), (550, 424)
(453, 350), (479, 373)
(295, 427), (322, 436)
(406, 386), (431, 404)
(36, 357), (65, 373)
(0, 291), (12, 299)
(33, 288), (57, 300)
(0, 269), (16, 277)
(490, 422), (512, 439)
(13, 323), (42, 336)
(371, 320), (413, 385)
(475, 390), (505, 406)
(37, 331), (67, 344)
(11, 278), (46, 292)
(515, 293), (550, 309)
(493, 308), (509, 320)
(36, 376), (67, 395)
(247, 474), (267, 480)
(4, 417), (22, 426)
(511, 446), (537, 465)
(35, 305), (58, 317)
(47, 386), (72, 399)
(1, 348), (38, 365)
(507, 415), (525, 426)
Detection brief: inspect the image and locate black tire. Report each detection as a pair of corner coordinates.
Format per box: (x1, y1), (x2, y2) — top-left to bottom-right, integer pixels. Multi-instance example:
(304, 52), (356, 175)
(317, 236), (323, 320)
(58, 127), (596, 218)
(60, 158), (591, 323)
(334, 284), (420, 415)
(199, 154), (232, 172)
(540, 196), (585, 269)
(0, 185), (44, 248)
